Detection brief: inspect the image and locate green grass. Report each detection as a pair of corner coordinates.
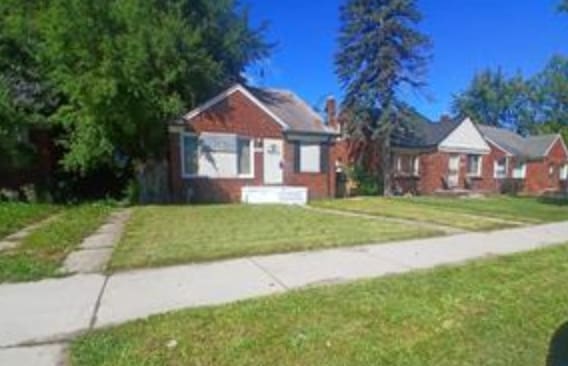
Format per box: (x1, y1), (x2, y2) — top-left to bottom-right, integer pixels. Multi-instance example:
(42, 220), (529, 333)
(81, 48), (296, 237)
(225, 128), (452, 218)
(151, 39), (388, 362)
(0, 202), (60, 239)
(0, 203), (114, 283)
(312, 197), (518, 231)
(408, 196), (568, 224)
(109, 205), (440, 271)
(71, 243), (568, 366)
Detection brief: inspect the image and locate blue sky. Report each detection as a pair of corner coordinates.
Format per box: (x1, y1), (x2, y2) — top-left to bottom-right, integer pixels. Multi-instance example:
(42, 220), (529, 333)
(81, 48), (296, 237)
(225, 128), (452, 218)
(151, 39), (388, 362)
(245, 0), (568, 120)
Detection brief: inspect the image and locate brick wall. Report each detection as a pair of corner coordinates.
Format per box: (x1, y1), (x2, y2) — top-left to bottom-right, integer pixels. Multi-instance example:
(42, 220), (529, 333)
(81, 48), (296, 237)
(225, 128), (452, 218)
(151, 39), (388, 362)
(524, 139), (568, 194)
(169, 90), (335, 203)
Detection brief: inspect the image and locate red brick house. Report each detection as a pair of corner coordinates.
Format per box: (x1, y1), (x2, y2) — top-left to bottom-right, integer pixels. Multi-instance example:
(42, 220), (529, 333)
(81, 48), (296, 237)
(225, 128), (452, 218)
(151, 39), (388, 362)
(479, 125), (568, 194)
(337, 115), (568, 196)
(168, 84), (338, 203)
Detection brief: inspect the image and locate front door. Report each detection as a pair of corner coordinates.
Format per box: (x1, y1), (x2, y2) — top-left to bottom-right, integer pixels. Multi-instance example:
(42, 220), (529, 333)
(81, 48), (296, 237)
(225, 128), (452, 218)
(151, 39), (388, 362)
(263, 139), (283, 184)
(448, 154), (460, 188)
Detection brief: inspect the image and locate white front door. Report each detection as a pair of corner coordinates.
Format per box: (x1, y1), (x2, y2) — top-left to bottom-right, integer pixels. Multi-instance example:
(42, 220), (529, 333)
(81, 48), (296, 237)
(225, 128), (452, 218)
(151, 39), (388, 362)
(448, 154), (460, 188)
(263, 139), (283, 184)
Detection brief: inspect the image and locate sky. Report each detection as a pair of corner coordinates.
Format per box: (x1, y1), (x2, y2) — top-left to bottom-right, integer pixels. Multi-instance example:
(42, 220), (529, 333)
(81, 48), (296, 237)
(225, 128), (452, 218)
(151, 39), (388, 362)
(244, 0), (568, 121)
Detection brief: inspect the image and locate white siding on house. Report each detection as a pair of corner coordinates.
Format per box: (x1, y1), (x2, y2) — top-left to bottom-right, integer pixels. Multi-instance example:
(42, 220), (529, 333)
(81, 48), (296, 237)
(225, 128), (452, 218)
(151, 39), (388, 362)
(439, 118), (491, 154)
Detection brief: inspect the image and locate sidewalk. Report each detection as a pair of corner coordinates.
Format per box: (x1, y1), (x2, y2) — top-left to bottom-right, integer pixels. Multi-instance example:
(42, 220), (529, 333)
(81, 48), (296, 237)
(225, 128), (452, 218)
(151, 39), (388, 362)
(1, 220), (567, 362)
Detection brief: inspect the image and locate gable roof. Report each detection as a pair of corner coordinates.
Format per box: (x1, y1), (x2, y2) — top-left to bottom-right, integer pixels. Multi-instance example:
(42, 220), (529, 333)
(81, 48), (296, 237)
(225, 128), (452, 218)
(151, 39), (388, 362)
(178, 84), (334, 135)
(478, 125), (563, 159)
(393, 115), (462, 149)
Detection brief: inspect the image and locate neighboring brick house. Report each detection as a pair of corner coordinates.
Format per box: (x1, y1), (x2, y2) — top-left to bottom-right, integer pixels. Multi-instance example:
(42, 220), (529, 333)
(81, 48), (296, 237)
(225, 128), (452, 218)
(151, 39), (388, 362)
(168, 84), (338, 203)
(479, 125), (568, 195)
(336, 115), (568, 196)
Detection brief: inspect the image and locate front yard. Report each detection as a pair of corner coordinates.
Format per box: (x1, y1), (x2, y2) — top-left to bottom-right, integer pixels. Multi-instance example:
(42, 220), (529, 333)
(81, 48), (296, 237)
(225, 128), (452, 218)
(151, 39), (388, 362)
(0, 202), (60, 239)
(109, 205), (440, 271)
(312, 196), (568, 230)
(0, 203), (114, 283)
(71, 242), (568, 366)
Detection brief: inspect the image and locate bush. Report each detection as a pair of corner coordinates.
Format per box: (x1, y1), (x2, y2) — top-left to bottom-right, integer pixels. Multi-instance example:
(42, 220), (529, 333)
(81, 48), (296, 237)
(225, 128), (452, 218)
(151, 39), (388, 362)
(347, 164), (383, 196)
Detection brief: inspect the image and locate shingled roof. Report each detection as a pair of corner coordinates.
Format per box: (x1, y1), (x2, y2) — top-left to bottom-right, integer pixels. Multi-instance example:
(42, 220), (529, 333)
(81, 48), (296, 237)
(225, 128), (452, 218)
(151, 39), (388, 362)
(248, 87), (334, 134)
(478, 125), (561, 159)
(392, 114), (461, 149)
(179, 84), (335, 135)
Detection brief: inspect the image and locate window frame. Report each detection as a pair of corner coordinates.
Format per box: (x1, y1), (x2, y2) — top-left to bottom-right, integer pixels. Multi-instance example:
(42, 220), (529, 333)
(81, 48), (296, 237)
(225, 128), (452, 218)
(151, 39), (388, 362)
(466, 154), (483, 177)
(512, 161), (527, 179)
(560, 164), (568, 181)
(493, 157), (508, 179)
(298, 142), (322, 173)
(236, 136), (255, 179)
(395, 154), (420, 177)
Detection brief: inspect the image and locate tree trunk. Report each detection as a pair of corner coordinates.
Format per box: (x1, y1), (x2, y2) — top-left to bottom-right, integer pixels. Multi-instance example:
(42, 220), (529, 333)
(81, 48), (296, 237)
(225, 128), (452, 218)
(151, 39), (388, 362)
(382, 133), (393, 196)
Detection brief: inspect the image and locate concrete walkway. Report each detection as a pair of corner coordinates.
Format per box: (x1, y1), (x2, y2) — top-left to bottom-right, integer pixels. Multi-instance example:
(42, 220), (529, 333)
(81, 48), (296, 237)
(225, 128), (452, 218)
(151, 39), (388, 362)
(61, 210), (131, 274)
(0, 215), (61, 252)
(1, 221), (568, 365)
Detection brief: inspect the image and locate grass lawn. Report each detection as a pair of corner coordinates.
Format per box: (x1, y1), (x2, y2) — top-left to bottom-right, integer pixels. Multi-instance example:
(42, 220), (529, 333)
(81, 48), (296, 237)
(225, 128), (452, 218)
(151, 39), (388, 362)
(0, 203), (114, 283)
(312, 197), (518, 231)
(408, 196), (568, 224)
(0, 202), (60, 239)
(109, 205), (441, 271)
(71, 243), (568, 366)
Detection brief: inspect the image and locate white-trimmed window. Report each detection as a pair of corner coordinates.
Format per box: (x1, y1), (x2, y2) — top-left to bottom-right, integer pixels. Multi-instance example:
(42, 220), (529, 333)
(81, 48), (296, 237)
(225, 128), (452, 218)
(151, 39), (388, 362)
(181, 133), (199, 177)
(237, 137), (253, 177)
(560, 164), (568, 180)
(180, 133), (254, 178)
(299, 143), (321, 173)
(494, 158), (507, 179)
(512, 161), (527, 179)
(395, 155), (420, 176)
(466, 155), (482, 177)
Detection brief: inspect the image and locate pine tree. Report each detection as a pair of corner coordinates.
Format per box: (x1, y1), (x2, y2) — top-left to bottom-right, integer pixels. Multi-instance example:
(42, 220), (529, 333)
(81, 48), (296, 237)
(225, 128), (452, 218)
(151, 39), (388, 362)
(335, 0), (430, 196)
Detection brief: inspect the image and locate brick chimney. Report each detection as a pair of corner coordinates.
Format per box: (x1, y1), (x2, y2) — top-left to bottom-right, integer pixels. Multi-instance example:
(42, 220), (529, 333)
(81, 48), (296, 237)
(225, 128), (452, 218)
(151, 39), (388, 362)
(326, 96), (338, 131)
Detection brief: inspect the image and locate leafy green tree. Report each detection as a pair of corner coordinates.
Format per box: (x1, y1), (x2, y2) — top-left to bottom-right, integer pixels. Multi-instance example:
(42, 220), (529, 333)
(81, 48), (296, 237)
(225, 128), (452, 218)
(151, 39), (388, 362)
(531, 55), (568, 142)
(335, 0), (430, 196)
(452, 69), (535, 133)
(35, 0), (269, 174)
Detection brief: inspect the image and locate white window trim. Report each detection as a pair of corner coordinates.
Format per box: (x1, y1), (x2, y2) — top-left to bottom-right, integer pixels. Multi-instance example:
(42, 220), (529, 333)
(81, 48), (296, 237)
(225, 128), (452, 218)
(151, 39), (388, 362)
(493, 157), (508, 179)
(395, 155), (420, 177)
(513, 162), (527, 179)
(180, 132), (255, 179)
(299, 142), (321, 173)
(180, 132), (199, 178)
(560, 164), (568, 181)
(466, 155), (483, 177)
(237, 137), (255, 179)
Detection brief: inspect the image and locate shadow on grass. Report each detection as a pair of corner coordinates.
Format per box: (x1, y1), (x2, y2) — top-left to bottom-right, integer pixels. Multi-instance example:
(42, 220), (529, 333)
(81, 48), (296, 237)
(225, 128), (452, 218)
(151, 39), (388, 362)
(537, 196), (568, 207)
(547, 321), (568, 366)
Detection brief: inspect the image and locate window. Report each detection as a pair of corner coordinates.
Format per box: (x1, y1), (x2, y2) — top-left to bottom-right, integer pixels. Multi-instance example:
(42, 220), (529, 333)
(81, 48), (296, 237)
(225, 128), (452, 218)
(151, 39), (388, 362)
(180, 133), (254, 178)
(237, 137), (253, 177)
(561, 164), (568, 180)
(395, 155), (420, 176)
(512, 161), (527, 179)
(549, 164), (556, 178)
(466, 155), (482, 177)
(494, 158), (507, 179)
(299, 143), (321, 173)
(181, 134), (198, 177)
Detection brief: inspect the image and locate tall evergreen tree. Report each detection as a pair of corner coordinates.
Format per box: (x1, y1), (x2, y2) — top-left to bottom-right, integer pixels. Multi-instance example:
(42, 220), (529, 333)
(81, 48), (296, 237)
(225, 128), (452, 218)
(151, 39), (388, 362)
(335, 0), (430, 196)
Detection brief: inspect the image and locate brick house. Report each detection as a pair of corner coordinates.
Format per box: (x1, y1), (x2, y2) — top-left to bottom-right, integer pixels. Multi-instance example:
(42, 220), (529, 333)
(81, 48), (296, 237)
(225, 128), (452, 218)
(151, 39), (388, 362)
(168, 84), (338, 203)
(479, 125), (568, 194)
(337, 115), (568, 195)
